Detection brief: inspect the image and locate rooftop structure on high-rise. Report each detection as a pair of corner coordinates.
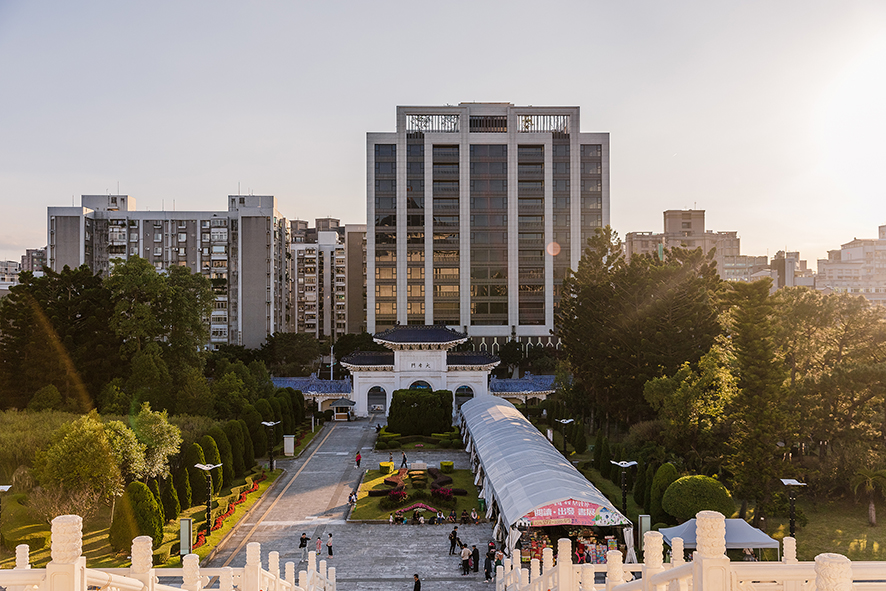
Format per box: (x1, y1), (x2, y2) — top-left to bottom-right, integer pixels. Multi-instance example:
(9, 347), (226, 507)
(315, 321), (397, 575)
(817, 224), (886, 306)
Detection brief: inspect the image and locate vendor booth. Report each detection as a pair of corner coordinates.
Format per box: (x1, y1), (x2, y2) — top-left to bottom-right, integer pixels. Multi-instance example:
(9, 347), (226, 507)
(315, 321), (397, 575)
(659, 518), (780, 559)
(459, 397), (633, 563)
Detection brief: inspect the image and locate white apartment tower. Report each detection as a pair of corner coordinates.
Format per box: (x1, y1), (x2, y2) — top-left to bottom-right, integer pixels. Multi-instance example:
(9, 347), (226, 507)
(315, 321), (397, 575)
(47, 194), (290, 349)
(367, 103), (610, 349)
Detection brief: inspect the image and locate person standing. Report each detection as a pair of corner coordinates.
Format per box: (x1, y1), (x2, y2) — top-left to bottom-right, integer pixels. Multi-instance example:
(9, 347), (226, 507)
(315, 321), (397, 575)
(401, 451), (408, 468)
(448, 526), (459, 555)
(298, 533), (308, 560)
(315, 536), (322, 555)
(355, 452), (361, 468)
(326, 533), (334, 558)
(413, 574), (421, 591)
(472, 544), (480, 573)
(461, 544), (471, 575)
(484, 547), (494, 582)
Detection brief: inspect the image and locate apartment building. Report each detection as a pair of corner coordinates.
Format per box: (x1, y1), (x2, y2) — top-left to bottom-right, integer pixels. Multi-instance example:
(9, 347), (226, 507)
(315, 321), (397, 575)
(47, 194), (291, 348)
(624, 210), (741, 279)
(366, 102), (609, 351)
(817, 224), (886, 306)
(20, 248), (47, 274)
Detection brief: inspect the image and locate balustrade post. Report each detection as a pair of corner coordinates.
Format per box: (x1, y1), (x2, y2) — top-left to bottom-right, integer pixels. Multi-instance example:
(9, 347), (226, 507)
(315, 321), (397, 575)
(530, 557), (541, 584)
(220, 567), (234, 591)
(782, 537), (798, 564)
(580, 563), (596, 591)
(671, 538), (687, 591)
(327, 566), (336, 591)
(243, 542), (262, 591)
(181, 554), (202, 591)
(692, 511), (730, 591)
(606, 549), (625, 591)
(495, 565), (504, 591)
(285, 562), (295, 587)
(15, 544), (30, 569)
(502, 556), (512, 578)
(543, 546), (554, 573)
(557, 538), (575, 590)
(318, 559), (327, 587)
(129, 536), (155, 591)
(46, 515), (86, 591)
(269, 551), (280, 591)
(814, 554), (852, 591)
(298, 570), (307, 591)
(643, 531), (664, 591)
(307, 551), (317, 574)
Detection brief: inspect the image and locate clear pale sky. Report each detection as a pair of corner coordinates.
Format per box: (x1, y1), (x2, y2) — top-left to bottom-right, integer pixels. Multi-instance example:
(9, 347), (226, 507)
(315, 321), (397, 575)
(1, 1), (884, 264)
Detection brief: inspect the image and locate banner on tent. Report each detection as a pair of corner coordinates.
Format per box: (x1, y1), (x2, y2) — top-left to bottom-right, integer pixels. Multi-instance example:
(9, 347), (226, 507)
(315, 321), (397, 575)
(524, 499), (623, 527)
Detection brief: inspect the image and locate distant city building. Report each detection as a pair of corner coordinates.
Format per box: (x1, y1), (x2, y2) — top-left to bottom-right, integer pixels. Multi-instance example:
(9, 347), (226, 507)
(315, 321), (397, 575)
(0, 260), (21, 297)
(20, 247), (46, 274)
(624, 210), (740, 279)
(722, 254), (769, 282)
(47, 194), (291, 348)
(817, 224), (886, 306)
(367, 102), (610, 352)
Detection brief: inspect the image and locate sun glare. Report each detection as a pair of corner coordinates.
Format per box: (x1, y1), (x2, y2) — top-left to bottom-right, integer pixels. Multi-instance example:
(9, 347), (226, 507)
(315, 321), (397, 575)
(816, 39), (886, 202)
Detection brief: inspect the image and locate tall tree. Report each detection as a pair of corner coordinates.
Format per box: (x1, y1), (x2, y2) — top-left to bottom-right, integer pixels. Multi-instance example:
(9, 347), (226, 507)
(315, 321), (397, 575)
(724, 279), (789, 523)
(130, 403), (183, 480)
(260, 332), (321, 376)
(851, 468), (886, 526)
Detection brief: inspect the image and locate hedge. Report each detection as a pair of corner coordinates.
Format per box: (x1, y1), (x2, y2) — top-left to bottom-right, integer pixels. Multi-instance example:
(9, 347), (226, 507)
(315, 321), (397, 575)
(661, 475), (735, 521)
(379, 461), (395, 474)
(387, 389), (452, 436)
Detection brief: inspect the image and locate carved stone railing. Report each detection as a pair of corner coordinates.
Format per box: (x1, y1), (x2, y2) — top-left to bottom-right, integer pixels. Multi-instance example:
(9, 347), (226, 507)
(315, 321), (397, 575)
(494, 510), (886, 591)
(0, 515), (345, 591)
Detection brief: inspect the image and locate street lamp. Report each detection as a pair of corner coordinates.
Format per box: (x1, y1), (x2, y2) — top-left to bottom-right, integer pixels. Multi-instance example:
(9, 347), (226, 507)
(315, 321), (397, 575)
(261, 421), (281, 470)
(0, 485), (11, 528)
(555, 418), (574, 455)
(610, 461), (638, 516)
(195, 463), (222, 537)
(780, 478), (807, 538)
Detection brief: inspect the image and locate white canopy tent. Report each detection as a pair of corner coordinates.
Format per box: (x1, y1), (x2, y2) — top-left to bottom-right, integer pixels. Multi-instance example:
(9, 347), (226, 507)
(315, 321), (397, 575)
(659, 519), (780, 559)
(459, 397), (631, 557)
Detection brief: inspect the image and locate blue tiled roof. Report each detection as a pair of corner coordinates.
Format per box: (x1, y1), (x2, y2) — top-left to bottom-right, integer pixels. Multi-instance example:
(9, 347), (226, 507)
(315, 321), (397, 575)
(272, 373), (352, 394)
(374, 324), (468, 344)
(447, 351), (500, 366)
(340, 351), (395, 366)
(489, 373), (557, 394)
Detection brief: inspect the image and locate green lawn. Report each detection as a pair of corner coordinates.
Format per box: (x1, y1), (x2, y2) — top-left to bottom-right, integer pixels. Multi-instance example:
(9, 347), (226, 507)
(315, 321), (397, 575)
(351, 469), (481, 521)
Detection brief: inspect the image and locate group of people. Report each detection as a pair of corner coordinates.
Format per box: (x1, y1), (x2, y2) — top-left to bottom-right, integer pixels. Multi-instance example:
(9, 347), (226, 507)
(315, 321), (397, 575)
(297, 532), (334, 560)
(448, 526), (501, 582)
(459, 508), (480, 524)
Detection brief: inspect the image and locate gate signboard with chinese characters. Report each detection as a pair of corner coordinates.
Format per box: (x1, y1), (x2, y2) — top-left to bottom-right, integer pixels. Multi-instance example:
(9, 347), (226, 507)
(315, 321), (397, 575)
(524, 498), (626, 527)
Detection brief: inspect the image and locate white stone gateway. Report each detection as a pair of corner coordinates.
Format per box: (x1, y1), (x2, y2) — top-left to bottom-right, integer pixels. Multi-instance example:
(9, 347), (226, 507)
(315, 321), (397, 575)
(341, 325), (499, 417)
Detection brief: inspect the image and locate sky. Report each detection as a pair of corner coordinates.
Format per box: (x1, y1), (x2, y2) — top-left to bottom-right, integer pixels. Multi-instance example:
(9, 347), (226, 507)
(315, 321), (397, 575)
(1, 0), (885, 264)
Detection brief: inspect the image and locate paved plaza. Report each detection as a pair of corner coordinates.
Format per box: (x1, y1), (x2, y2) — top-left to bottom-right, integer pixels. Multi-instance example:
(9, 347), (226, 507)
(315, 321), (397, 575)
(207, 417), (496, 590)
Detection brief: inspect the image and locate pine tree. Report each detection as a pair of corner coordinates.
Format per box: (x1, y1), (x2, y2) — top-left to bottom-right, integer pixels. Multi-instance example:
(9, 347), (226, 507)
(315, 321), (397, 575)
(199, 435), (223, 494)
(161, 472), (181, 522)
(650, 463), (679, 525)
(223, 420), (246, 477)
(633, 459), (646, 508)
(148, 478), (165, 523)
(208, 426), (234, 487)
(175, 466), (191, 510)
(185, 443), (208, 506)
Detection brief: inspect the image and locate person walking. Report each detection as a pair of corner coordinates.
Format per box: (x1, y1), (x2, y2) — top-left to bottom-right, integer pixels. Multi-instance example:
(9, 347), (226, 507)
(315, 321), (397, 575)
(460, 544), (471, 575)
(355, 452), (361, 468)
(413, 574), (421, 591)
(448, 526), (459, 555)
(400, 451), (408, 468)
(326, 533), (334, 558)
(298, 533), (308, 560)
(484, 547), (494, 582)
(472, 544), (480, 573)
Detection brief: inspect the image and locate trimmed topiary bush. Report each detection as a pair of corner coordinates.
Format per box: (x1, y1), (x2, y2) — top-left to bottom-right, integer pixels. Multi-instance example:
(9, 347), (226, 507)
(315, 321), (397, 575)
(161, 473), (181, 522)
(387, 389), (453, 436)
(199, 435), (223, 494)
(207, 426), (234, 488)
(185, 443), (207, 507)
(175, 466), (191, 511)
(650, 463), (679, 525)
(437, 439), (450, 449)
(440, 461), (454, 473)
(223, 420), (246, 478)
(387, 439), (401, 449)
(109, 481), (163, 551)
(376, 441), (388, 450)
(662, 475), (736, 521)
(148, 479), (165, 523)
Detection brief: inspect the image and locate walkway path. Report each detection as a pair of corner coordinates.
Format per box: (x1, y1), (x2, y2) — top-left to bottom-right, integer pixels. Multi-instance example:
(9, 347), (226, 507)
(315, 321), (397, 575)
(207, 418), (494, 590)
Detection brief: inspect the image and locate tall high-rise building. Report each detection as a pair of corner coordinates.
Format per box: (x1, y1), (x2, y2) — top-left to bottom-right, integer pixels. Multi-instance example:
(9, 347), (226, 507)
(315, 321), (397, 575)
(47, 194), (291, 348)
(366, 103), (609, 350)
(817, 224), (886, 306)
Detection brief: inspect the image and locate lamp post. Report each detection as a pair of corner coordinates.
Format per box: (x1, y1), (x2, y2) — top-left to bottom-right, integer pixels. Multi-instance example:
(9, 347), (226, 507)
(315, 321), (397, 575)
(780, 478), (807, 538)
(0, 485), (11, 528)
(555, 418), (574, 455)
(610, 461), (638, 516)
(195, 463), (222, 537)
(262, 421), (281, 470)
